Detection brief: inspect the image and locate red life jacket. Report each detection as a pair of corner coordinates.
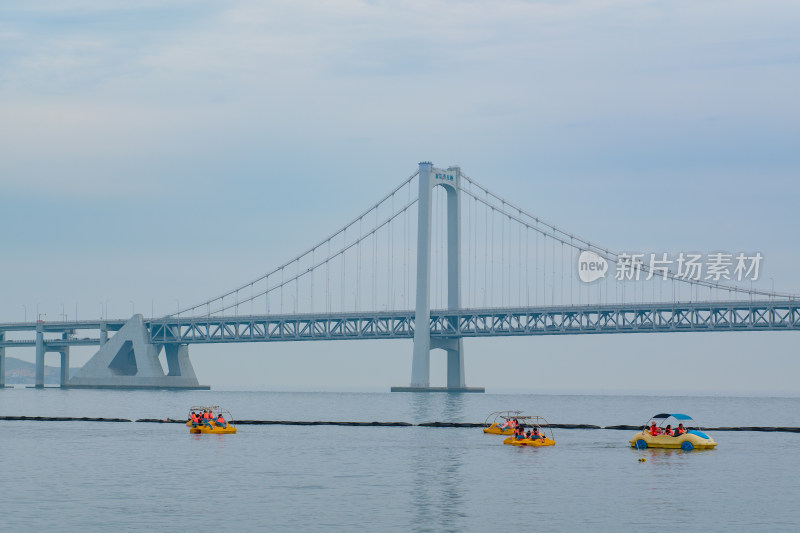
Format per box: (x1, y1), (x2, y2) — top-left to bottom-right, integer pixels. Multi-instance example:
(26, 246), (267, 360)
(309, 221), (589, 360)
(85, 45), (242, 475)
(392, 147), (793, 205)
(190, 413), (199, 423)
(677, 427), (686, 435)
(203, 412), (210, 419)
(650, 426), (659, 436)
(217, 416), (224, 424)
(664, 428), (674, 436)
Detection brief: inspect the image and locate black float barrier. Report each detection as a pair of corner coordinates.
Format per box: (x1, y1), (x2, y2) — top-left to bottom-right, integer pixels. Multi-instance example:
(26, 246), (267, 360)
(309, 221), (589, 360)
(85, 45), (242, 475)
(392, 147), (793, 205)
(2, 417), (799, 432)
(0, 416), (131, 422)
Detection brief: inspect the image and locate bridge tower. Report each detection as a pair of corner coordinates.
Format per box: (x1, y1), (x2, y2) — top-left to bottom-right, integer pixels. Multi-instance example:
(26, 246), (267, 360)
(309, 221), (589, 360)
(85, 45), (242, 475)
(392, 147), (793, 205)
(392, 162), (483, 392)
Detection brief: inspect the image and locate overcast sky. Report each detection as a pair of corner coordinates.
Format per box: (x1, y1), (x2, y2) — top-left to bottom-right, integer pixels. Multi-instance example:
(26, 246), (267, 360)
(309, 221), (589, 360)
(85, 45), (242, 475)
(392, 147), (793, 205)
(2, 0), (799, 393)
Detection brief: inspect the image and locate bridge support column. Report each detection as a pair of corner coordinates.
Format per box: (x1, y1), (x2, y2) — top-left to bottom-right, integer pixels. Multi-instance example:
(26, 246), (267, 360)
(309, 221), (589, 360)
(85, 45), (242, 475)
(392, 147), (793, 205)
(35, 328), (45, 388)
(59, 331), (71, 386)
(0, 332), (6, 388)
(60, 349), (70, 386)
(409, 161), (434, 388)
(164, 344), (198, 380)
(393, 161), (482, 393)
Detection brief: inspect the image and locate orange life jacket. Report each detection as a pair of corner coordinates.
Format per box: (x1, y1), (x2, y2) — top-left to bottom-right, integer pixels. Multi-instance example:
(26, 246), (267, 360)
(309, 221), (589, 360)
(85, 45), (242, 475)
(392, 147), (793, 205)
(650, 426), (659, 436)
(677, 427), (686, 435)
(191, 413), (199, 423)
(664, 428), (674, 436)
(217, 416), (224, 424)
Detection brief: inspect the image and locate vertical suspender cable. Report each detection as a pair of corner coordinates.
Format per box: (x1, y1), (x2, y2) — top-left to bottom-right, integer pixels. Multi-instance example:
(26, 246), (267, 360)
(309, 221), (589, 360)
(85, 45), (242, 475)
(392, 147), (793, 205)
(519, 211), (523, 307)
(551, 236), (555, 305)
(474, 187), (478, 308)
(561, 241), (564, 305)
(403, 202), (408, 309)
(390, 195), (394, 310)
(466, 184), (471, 309)
(386, 207), (394, 310)
(473, 195), (478, 308)
(490, 207), (494, 307)
(526, 224), (529, 306)
(535, 225), (539, 306)
(310, 248), (314, 313)
(484, 196), (488, 307)
(326, 241), (330, 313)
(341, 229), (346, 312)
(570, 240), (574, 305)
(500, 203), (505, 307)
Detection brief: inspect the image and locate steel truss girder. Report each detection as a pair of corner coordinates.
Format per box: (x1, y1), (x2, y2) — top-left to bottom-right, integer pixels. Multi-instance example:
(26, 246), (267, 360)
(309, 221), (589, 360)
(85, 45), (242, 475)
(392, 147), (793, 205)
(142, 300), (800, 345)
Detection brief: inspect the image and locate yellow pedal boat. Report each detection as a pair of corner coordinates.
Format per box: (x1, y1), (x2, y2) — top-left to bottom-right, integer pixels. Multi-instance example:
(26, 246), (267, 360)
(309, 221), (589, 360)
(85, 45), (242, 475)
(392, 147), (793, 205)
(630, 413), (716, 451)
(500, 415), (556, 447)
(187, 405), (238, 435)
(503, 435), (556, 447)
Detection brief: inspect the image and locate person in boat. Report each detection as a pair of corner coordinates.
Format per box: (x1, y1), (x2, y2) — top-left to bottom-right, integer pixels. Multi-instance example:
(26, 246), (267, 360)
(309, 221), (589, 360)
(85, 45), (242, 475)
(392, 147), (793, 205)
(216, 413), (227, 429)
(531, 427), (544, 441)
(649, 422), (661, 436)
(676, 423), (687, 436)
(664, 424), (674, 437)
(201, 410), (213, 429)
(514, 427), (526, 440)
(190, 411), (200, 428)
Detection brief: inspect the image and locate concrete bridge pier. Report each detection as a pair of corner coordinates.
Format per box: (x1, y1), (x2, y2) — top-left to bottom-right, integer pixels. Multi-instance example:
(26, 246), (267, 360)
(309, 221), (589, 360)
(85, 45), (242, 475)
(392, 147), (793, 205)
(60, 331), (71, 386)
(0, 332), (6, 388)
(66, 314), (208, 389)
(35, 328), (45, 388)
(164, 344), (198, 380)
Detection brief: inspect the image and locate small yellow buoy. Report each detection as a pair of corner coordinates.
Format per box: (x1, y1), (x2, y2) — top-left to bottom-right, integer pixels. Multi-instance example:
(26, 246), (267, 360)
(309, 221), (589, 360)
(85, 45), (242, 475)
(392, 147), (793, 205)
(638, 458), (646, 462)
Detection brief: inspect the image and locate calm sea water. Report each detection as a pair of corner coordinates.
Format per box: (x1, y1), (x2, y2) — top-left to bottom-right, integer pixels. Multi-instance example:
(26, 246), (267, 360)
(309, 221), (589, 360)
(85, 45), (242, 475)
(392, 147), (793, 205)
(1, 389), (798, 531)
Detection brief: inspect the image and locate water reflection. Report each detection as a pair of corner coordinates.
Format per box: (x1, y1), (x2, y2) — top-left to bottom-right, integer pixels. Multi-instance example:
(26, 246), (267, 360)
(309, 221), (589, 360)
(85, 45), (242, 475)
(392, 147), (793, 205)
(410, 393), (468, 532)
(410, 391), (467, 423)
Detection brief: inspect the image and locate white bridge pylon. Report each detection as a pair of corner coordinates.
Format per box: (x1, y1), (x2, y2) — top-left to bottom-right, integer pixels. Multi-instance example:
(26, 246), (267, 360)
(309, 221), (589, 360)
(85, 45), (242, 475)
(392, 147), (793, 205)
(400, 162), (479, 392)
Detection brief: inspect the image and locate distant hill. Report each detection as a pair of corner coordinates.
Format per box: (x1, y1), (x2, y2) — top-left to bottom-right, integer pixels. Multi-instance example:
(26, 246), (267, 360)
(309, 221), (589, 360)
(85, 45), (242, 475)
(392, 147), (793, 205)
(4, 356), (80, 384)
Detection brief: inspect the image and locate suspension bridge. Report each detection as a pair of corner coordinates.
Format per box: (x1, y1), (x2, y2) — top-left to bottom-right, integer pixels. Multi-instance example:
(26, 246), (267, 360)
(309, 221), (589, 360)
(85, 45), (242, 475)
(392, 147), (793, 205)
(1, 162), (797, 390)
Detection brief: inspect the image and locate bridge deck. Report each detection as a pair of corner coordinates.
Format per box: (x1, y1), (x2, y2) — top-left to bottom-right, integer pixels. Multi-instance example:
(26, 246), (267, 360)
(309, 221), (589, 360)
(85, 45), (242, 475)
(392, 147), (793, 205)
(1, 301), (797, 348)
(147, 300), (800, 345)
